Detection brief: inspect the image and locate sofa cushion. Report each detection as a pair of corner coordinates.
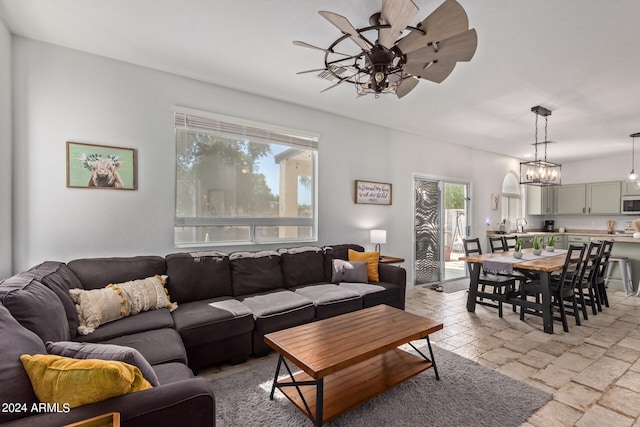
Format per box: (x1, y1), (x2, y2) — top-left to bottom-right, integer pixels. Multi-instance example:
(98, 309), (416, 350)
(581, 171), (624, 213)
(348, 249), (380, 282)
(340, 281), (401, 308)
(331, 259), (368, 283)
(46, 341), (160, 386)
(229, 251), (283, 296)
(152, 362), (195, 385)
(278, 246), (325, 288)
(67, 256), (167, 290)
(70, 275), (177, 335)
(0, 304), (45, 424)
(71, 308), (174, 343)
(20, 354), (152, 408)
(171, 297), (254, 348)
(238, 289), (313, 320)
(103, 328), (188, 366)
(165, 251), (232, 303)
(294, 284), (362, 320)
(0, 273), (70, 342)
(28, 262), (83, 339)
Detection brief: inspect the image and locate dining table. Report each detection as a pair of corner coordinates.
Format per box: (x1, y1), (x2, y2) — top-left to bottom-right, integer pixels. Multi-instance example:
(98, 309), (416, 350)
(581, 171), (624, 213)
(459, 248), (569, 334)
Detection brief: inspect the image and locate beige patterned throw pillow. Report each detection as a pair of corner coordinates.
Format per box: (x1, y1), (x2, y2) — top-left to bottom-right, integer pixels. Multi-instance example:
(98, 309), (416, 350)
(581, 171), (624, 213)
(69, 275), (177, 335)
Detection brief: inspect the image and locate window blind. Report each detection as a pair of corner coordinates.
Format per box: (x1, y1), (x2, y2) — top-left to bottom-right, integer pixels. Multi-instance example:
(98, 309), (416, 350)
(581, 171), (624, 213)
(174, 108), (318, 150)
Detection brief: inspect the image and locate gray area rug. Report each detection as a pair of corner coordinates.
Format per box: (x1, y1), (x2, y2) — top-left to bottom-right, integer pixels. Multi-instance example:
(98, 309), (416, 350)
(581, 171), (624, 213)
(207, 344), (551, 427)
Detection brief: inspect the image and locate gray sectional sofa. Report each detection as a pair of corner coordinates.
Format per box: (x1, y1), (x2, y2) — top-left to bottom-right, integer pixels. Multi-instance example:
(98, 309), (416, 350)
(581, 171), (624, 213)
(0, 244), (406, 426)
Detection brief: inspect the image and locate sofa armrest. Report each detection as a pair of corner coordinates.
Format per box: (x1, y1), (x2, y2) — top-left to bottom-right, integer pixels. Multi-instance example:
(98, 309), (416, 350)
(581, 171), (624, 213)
(1, 378), (215, 427)
(378, 264), (407, 310)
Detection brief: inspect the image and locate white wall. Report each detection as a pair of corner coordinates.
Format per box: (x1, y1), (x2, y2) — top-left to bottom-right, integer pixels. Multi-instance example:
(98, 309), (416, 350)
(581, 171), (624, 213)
(0, 17), (11, 279)
(10, 37), (521, 286)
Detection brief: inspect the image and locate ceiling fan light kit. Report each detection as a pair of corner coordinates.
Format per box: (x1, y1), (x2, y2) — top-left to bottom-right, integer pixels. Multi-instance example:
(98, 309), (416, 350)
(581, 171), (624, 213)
(520, 105), (562, 187)
(293, 0), (478, 98)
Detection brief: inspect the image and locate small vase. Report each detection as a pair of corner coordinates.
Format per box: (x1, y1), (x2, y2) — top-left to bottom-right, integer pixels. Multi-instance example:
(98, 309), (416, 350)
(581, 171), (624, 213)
(546, 246), (555, 252)
(513, 251), (523, 259)
(533, 248), (542, 256)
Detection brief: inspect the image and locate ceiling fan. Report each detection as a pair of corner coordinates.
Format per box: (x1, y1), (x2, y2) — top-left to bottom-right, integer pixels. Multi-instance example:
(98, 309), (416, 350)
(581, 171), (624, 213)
(293, 0), (477, 98)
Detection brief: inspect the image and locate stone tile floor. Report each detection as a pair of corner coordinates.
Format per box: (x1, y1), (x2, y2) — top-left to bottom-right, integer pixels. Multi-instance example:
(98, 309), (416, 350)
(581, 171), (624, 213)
(406, 285), (640, 427)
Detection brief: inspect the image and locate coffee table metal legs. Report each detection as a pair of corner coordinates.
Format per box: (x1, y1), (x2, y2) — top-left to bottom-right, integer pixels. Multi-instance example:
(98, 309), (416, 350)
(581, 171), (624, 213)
(270, 354), (323, 426)
(409, 336), (440, 380)
(269, 338), (439, 426)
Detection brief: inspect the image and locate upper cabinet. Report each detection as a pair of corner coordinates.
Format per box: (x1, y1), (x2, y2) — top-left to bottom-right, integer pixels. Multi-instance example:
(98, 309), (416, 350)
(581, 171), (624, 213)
(622, 181), (640, 196)
(526, 186), (556, 215)
(555, 181), (621, 215)
(556, 184), (586, 215)
(587, 181), (621, 214)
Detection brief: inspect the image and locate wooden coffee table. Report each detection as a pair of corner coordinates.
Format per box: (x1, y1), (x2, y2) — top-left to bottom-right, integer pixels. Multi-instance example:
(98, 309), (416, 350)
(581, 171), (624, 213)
(264, 305), (443, 426)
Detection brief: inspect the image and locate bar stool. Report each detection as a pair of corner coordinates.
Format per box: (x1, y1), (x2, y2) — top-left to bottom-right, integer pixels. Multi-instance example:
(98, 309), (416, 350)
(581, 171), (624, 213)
(606, 256), (632, 295)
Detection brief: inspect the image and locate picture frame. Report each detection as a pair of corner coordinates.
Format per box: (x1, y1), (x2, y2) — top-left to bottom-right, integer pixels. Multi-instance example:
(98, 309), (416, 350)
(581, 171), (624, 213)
(66, 142), (137, 190)
(355, 180), (392, 205)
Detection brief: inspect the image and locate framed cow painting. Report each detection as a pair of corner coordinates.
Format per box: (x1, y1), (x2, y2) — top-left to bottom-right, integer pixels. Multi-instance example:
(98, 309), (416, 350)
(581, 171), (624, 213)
(66, 142), (137, 190)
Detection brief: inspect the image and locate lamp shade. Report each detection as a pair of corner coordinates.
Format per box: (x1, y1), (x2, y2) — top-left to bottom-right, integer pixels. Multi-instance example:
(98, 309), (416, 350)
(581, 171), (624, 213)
(370, 230), (387, 244)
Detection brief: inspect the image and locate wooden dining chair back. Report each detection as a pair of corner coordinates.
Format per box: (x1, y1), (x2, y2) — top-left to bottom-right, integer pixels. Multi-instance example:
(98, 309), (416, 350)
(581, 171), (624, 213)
(462, 238), (517, 317)
(553, 244), (587, 331)
(504, 236), (518, 251)
(519, 244), (586, 332)
(575, 241), (603, 319)
(488, 236), (507, 253)
(594, 240), (614, 308)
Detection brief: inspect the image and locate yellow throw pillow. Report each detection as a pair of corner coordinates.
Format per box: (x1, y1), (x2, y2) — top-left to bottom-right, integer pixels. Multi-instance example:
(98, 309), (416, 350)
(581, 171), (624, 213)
(20, 354), (152, 408)
(348, 249), (380, 282)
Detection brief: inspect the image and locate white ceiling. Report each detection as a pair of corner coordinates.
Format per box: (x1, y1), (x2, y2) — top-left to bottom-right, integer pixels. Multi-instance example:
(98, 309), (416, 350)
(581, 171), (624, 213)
(1, 0), (640, 163)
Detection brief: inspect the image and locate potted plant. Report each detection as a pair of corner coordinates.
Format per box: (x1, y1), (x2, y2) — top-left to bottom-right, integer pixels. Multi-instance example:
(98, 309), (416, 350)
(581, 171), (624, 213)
(546, 235), (557, 252)
(532, 236), (543, 255)
(513, 237), (524, 259)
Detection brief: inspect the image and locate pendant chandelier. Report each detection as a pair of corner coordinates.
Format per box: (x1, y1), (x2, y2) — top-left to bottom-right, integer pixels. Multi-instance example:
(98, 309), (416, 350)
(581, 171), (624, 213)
(625, 133), (640, 184)
(519, 105), (562, 186)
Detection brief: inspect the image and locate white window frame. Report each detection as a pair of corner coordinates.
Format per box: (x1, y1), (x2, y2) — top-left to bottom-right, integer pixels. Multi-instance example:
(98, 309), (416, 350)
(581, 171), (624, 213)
(174, 106), (319, 247)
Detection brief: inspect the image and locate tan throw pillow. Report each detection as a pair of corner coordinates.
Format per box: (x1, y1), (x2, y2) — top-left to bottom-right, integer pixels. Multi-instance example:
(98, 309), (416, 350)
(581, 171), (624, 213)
(69, 275), (177, 335)
(348, 250), (380, 282)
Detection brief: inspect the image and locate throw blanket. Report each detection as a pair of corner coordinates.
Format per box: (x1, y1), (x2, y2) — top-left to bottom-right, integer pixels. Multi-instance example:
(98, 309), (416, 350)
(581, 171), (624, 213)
(483, 249), (568, 275)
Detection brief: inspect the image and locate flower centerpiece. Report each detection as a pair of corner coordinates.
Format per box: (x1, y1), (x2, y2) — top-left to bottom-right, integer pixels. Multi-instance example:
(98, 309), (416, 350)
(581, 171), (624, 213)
(513, 237), (524, 259)
(546, 235), (557, 252)
(532, 236), (543, 255)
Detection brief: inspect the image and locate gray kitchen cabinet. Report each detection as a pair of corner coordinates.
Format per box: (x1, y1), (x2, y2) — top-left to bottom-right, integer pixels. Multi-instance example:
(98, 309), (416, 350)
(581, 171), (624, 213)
(587, 181), (621, 214)
(556, 184), (586, 215)
(526, 186), (556, 215)
(622, 181), (640, 196)
(556, 181), (621, 215)
(553, 234), (567, 249)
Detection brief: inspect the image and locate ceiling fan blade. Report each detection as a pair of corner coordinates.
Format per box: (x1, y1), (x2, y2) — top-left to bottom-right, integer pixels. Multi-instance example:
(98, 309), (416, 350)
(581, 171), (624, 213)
(319, 11), (372, 51)
(405, 29), (477, 64)
(319, 69), (361, 93)
(405, 61), (456, 83)
(397, 0), (469, 54)
(297, 68), (331, 75)
(396, 77), (420, 98)
(378, 0), (419, 49)
(293, 40), (352, 56)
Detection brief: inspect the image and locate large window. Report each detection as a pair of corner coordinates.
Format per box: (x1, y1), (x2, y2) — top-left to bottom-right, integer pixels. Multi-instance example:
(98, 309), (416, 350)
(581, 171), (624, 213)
(174, 108), (318, 246)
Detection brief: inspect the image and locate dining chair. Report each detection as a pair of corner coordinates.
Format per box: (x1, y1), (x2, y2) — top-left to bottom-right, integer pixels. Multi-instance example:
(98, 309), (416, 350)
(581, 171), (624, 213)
(504, 236), (518, 251)
(519, 244), (586, 332)
(462, 238), (518, 317)
(488, 236), (507, 253)
(594, 240), (614, 309)
(574, 241), (603, 320)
